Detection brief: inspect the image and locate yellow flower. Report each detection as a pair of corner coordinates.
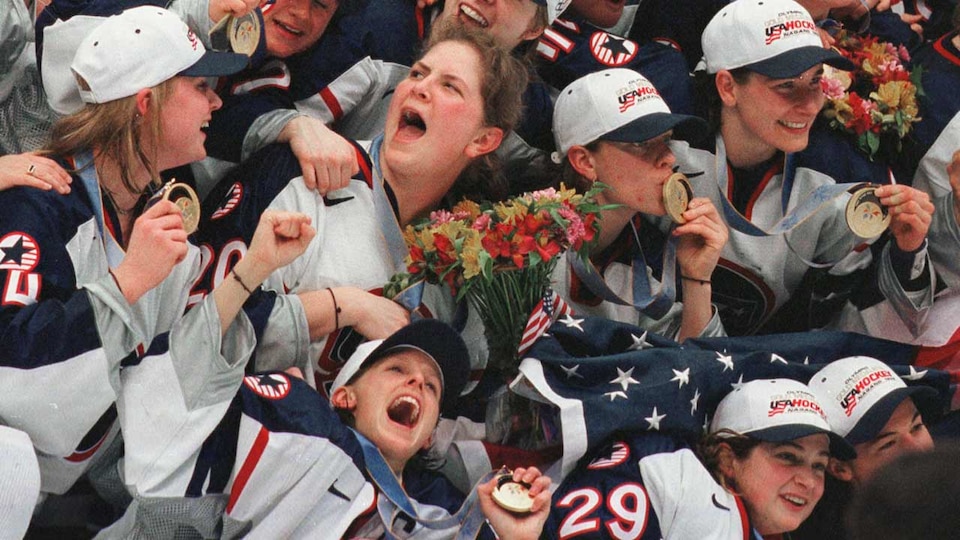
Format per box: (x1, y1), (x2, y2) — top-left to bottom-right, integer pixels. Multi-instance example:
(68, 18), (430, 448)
(452, 199), (482, 219)
(460, 231), (483, 279)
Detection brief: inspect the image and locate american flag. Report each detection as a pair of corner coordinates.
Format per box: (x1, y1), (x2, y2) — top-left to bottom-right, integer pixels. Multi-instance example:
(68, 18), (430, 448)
(518, 288), (572, 358)
(515, 316), (957, 479)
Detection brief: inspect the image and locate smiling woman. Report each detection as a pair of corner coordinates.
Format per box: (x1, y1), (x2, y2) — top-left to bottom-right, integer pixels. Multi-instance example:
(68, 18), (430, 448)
(675, 0), (936, 336)
(543, 378), (853, 539)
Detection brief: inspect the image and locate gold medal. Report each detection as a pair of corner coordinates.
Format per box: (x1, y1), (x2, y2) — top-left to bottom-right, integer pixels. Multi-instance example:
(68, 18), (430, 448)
(663, 172), (692, 224)
(491, 472), (534, 513)
(209, 12), (261, 57)
(149, 180), (201, 235)
(845, 185), (890, 238)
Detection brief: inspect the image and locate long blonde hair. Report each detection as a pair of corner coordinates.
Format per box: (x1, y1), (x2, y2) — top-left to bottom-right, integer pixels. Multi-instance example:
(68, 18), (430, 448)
(44, 78), (175, 194)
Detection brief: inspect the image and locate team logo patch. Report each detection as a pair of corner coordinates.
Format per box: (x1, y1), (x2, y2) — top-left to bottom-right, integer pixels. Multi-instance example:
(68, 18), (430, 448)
(587, 441), (630, 469)
(244, 373), (291, 400)
(616, 79), (661, 112)
(0, 233), (40, 272)
(211, 183), (244, 220)
(590, 32), (637, 67)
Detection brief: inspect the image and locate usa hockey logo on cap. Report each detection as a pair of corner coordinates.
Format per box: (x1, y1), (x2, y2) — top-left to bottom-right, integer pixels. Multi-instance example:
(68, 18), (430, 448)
(837, 366), (896, 417)
(767, 389), (827, 421)
(617, 78), (660, 113)
(763, 10), (818, 45)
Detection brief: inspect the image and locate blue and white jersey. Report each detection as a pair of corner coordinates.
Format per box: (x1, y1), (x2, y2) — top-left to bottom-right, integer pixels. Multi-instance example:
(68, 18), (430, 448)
(899, 31), (960, 289)
(197, 140), (487, 398)
(0, 152), (300, 495)
(108, 364), (478, 538)
(544, 433), (753, 540)
(665, 131), (933, 336)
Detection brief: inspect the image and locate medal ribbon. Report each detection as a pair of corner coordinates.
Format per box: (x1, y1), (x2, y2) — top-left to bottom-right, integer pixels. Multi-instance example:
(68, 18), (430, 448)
(568, 222), (679, 320)
(712, 136), (872, 268)
(76, 151), (126, 268)
(351, 429), (494, 539)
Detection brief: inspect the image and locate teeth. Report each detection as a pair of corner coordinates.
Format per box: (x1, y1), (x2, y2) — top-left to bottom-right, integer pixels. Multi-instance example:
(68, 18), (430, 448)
(783, 495), (806, 506)
(779, 120), (806, 129)
(201, 122), (209, 128)
(388, 396), (420, 427)
(277, 21), (303, 35)
(460, 5), (489, 27)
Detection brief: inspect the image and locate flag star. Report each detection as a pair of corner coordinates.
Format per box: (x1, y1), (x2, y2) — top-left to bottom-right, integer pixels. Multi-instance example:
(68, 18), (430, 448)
(804, 356), (810, 365)
(628, 331), (652, 351)
(770, 353), (788, 365)
(730, 374), (745, 390)
(702, 414), (710, 433)
(715, 351), (734, 371)
(690, 388), (701, 415)
(610, 367), (640, 391)
(671, 368), (690, 389)
(561, 364), (584, 379)
(605, 391), (628, 401)
(645, 407), (666, 431)
(559, 314), (585, 331)
(902, 365), (928, 381)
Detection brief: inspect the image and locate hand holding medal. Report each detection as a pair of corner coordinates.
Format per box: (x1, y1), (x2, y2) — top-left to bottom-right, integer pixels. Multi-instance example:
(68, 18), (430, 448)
(147, 180), (201, 234)
(480, 466), (552, 539)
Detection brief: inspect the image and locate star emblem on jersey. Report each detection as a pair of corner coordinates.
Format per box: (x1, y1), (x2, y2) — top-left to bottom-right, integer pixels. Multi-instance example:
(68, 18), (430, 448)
(211, 183), (244, 220)
(243, 373), (291, 400)
(0, 233), (39, 272)
(587, 441), (630, 470)
(589, 32), (637, 67)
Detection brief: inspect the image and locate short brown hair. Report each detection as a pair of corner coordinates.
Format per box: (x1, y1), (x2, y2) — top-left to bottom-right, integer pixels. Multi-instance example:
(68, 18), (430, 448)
(697, 429), (762, 490)
(424, 22), (530, 202)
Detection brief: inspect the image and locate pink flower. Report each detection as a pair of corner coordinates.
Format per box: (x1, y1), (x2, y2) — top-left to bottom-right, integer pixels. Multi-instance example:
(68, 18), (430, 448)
(528, 188), (558, 201)
(557, 206), (585, 244)
(429, 209), (457, 224)
(821, 77), (847, 100)
(472, 213), (491, 231)
(897, 45), (910, 62)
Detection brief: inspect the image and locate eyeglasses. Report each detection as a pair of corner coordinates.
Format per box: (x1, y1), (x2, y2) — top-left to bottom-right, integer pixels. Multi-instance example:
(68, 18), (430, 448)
(604, 132), (673, 161)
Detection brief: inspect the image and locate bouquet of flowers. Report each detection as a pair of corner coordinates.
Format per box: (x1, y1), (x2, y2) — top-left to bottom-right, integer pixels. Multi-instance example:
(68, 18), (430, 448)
(386, 184), (606, 376)
(819, 30), (923, 160)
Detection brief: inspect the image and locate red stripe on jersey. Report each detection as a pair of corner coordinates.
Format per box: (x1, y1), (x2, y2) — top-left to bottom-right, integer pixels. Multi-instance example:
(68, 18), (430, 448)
(319, 87), (343, 121)
(227, 426), (270, 514)
(734, 495), (751, 539)
(934, 33), (960, 68)
(65, 429), (110, 462)
(415, 7), (425, 40)
(743, 161), (782, 221)
(355, 146), (373, 187)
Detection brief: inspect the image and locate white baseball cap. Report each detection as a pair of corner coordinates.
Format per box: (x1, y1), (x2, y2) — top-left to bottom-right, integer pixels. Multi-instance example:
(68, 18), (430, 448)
(712, 378), (855, 459)
(329, 319), (470, 414)
(702, 0), (854, 78)
(809, 356), (939, 447)
(551, 68), (706, 163)
(70, 6), (248, 105)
